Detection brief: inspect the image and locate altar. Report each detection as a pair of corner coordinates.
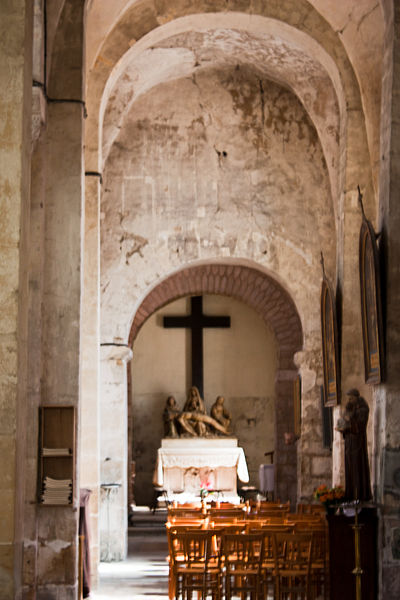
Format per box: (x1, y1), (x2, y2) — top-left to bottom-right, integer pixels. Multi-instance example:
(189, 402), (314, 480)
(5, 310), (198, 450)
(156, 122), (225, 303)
(153, 438), (249, 503)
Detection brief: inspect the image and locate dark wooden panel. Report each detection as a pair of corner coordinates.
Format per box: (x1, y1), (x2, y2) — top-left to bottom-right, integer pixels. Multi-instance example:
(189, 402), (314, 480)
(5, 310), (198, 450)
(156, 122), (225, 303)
(328, 508), (378, 600)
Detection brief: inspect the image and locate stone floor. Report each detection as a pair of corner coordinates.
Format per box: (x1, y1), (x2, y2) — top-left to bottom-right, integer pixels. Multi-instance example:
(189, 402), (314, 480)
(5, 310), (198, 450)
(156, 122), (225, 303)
(91, 532), (169, 599)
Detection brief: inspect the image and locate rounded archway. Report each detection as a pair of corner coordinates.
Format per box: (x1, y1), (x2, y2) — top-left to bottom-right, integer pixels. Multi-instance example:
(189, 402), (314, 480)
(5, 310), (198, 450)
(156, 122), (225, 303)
(129, 263), (303, 504)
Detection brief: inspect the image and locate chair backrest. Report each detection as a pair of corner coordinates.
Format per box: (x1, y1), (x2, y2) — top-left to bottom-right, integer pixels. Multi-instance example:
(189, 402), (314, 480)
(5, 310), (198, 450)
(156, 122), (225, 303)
(211, 523), (246, 532)
(169, 529), (219, 569)
(286, 513), (323, 523)
(256, 501), (290, 511)
(167, 523), (204, 533)
(208, 508), (245, 519)
(252, 526), (295, 561)
(168, 507), (203, 519)
(222, 533), (264, 572)
(297, 503), (326, 516)
(273, 532), (313, 573)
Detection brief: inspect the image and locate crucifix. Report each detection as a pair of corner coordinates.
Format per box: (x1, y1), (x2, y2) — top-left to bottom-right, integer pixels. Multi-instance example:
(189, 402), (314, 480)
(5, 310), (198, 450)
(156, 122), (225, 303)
(163, 296), (231, 398)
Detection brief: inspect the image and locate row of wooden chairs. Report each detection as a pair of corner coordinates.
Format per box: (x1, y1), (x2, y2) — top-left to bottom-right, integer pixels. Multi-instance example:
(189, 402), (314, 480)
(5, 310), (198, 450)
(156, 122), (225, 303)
(167, 500), (325, 520)
(167, 526), (323, 600)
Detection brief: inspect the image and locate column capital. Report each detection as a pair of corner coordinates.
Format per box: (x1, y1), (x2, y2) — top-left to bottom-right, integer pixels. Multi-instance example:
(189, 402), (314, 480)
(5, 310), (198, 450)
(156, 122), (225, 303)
(100, 344), (132, 363)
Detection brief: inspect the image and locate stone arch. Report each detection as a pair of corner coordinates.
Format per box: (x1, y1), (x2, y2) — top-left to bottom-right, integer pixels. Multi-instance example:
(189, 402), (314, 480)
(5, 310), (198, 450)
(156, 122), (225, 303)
(129, 262), (303, 504)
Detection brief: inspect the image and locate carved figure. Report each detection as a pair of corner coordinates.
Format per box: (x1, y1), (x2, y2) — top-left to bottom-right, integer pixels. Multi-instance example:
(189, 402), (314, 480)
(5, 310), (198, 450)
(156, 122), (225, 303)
(177, 387), (232, 437)
(336, 388), (372, 501)
(178, 386), (208, 436)
(163, 396), (180, 438)
(210, 396), (231, 433)
(183, 386), (206, 414)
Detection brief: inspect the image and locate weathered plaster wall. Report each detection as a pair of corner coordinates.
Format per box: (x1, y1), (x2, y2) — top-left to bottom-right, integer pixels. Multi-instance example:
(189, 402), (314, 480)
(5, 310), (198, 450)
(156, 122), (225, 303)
(132, 295), (277, 505)
(101, 66), (335, 345)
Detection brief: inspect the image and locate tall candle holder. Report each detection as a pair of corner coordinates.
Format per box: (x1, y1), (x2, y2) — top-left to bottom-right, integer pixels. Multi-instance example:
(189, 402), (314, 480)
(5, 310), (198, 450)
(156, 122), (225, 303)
(352, 503), (363, 600)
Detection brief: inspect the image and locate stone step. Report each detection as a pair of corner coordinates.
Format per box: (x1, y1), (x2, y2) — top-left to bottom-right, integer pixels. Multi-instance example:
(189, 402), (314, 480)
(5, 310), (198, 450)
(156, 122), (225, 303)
(129, 508), (167, 533)
(128, 526), (166, 535)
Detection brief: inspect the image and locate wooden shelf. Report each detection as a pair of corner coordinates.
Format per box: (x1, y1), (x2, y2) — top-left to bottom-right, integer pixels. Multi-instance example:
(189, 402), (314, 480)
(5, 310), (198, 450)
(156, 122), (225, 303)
(38, 406), (75, 506)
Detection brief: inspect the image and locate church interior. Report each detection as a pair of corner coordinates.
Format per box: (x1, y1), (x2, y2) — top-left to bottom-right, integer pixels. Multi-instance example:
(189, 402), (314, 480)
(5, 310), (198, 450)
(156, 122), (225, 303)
(1, 0), (400, 598)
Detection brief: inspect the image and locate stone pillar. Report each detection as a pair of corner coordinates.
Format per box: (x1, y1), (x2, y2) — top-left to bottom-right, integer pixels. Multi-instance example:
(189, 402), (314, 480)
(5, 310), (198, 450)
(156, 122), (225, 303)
(79, 173), (101, 584)
(294, 348), (331, 502)
(275, 369), (298, 507)
(100, 345), (132, 561)
(0, 1), (33, 597)
(377, 3), (400, 598)
(22, 99), (47, 598)
(35, 100), (84, 598)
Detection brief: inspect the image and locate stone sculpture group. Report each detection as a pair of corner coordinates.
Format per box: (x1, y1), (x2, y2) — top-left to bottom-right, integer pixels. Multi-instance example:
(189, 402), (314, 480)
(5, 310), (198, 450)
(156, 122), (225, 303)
(163, 386), (232, 438)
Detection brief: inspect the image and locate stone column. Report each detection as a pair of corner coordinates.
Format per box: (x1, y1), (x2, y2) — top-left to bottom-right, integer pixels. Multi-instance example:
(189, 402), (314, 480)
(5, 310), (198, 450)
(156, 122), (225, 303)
(294, 347), (331, 501)
(377, 3), (400, 598)
(79, 173), (101, 583)
(0, 1), (33, 597)
(100, 345), (132, 561)
(36, 100), (84, 598)
(274, 369), (298, 507)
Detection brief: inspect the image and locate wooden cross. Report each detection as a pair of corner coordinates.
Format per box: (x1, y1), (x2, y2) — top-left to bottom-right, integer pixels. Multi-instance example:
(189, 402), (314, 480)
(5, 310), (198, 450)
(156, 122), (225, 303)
(163, 296), (230, 398)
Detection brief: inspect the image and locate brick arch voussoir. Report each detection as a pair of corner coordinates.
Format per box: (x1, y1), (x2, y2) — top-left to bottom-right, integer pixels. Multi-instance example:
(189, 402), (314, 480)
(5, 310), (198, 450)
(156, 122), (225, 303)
(129, 265), (303, 367)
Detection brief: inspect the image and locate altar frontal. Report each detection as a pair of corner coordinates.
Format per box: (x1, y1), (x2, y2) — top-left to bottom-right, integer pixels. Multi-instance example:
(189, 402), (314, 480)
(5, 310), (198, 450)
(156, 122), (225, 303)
(153, 387), (249, 503)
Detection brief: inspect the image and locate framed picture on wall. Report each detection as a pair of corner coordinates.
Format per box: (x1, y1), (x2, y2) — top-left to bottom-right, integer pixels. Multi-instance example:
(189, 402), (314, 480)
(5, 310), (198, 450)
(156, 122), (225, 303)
(359, 218), (384, 384)
(293, 375), (301, 438)
(321, 277), (341, 406)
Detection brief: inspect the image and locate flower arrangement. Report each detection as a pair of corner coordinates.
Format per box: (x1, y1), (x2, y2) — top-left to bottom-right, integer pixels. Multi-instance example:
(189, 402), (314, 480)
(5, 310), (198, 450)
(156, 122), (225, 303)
(200, 479), (213, 500)
(314, 484), (345, 507)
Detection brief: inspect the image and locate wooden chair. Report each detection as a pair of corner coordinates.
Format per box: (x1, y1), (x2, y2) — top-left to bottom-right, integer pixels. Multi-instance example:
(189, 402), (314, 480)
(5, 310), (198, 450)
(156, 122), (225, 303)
(272, 532), (313, 600)
(168, 507), (203, 519)
(208, 508), (246, 519)
(292, 522), (328, 598)
(168, 518), (204, 526)
(168, 528), (221, 600)
(297, 503), (326, 516)
(285, 513), (323, 525)
(222, 532), (264, 600)
(210, 523), (247, 552)
(256, 526), (295, 599)
(252, 500), (290, 513)
(310, 526), (329, 600)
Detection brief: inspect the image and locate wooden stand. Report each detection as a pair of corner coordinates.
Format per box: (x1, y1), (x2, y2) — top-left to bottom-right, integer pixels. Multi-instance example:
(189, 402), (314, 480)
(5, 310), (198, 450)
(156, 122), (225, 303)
(38, 406), (75, 505)
(327, 507), (378, 600)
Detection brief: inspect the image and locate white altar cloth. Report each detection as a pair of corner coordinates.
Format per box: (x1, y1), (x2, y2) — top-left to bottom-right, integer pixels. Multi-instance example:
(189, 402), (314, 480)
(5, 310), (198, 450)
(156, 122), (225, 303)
(153, 438), (249, 487)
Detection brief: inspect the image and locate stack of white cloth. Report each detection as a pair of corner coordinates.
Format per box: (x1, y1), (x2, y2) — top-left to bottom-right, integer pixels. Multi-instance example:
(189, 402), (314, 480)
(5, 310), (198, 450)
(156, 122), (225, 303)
(42, 448), (71, 456)
(41, 476), (72, 504)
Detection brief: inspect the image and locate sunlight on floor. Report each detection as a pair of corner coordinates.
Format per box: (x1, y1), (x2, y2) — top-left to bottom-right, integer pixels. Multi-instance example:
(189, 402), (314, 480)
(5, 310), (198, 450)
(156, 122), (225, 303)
(91, 533), (170, 599)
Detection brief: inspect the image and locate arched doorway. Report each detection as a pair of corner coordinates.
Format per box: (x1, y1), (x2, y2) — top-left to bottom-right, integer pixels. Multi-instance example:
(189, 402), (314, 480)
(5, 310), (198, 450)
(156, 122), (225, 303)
(129, 263), (303, 506)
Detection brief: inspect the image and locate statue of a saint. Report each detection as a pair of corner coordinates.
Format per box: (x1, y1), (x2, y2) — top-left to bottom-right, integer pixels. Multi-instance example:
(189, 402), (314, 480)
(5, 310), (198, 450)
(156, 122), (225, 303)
(336, 388), (372, 501)
(210, 396), (231, 433)
(163, 396), (180, 438)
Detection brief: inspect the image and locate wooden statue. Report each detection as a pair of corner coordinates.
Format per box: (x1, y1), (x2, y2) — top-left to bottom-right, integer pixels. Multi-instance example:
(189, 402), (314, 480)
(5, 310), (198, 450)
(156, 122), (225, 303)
(210, 396), (231, 432)
(163, 396), (181, 438)
(336, 388), (372, 501)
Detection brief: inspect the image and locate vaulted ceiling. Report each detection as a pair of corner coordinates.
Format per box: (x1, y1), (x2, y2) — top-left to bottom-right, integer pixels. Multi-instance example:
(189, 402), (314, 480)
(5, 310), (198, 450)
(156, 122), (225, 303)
(84, 0), (385, 198)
